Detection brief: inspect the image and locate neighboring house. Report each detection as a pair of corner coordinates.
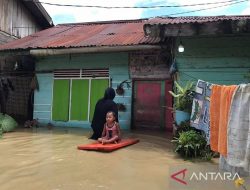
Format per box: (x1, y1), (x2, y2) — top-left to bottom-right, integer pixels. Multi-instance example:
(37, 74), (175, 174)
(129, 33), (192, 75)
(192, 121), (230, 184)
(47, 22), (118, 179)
(0, 0), (53, 122)
(144, 16), (250, 85)
(0, 0), (53, 44)
(0, 19), (173, 130)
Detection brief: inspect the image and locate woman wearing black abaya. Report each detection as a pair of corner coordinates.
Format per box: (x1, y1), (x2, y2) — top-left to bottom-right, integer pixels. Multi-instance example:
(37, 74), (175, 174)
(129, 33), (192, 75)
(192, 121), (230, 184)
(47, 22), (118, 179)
(90, 87), (118, 140)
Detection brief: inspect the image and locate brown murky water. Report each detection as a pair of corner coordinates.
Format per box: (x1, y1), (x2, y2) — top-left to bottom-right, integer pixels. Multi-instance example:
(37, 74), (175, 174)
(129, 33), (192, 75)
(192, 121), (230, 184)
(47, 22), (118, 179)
(0, 127), (248, 190)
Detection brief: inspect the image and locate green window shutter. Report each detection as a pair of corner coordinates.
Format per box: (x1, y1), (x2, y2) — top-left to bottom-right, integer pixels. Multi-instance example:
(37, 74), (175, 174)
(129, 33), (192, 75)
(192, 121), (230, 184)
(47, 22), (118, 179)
(89, 79), (109, 121)
(52, 79), (70, 121)
(70, 79), (89, 121)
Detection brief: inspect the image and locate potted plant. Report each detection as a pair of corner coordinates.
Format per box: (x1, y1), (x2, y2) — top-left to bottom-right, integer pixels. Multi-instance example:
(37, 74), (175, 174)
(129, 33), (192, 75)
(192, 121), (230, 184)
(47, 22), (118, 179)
(116, 80), (131, 95)
(169, 81), (194, 125)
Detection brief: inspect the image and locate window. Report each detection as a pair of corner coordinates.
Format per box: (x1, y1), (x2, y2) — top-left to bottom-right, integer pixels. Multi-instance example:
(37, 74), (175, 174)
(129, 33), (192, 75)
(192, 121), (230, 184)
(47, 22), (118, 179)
(52, 69), (109, 122)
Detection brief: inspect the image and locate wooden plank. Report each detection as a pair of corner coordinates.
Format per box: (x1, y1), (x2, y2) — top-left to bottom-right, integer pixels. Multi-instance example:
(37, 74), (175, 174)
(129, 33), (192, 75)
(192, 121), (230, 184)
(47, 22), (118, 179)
(33, 112), (51, 119)
(177, 36), (250, 48)
(34, 105), (51, 112)
(176, 35), (250, 86)
(177, 57), (250, 69)
(0, 0), (41, 38)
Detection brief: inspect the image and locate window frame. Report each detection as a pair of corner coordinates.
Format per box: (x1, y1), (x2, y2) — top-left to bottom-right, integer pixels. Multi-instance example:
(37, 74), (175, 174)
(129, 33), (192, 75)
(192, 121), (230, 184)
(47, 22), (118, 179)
(52, 69), (110, 122)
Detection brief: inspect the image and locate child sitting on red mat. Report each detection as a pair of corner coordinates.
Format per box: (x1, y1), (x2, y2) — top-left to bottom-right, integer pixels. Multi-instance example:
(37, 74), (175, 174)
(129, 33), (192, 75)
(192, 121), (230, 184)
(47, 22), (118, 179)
(98, 111), (121, 144)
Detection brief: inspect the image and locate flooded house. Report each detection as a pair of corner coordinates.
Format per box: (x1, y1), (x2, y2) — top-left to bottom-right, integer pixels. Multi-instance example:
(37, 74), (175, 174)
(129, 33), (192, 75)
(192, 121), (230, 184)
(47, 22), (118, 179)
(0, 19), (174, 131)
(1, 15), (250, 132)
(144, 16), (250, 85)
(0, 0), (53, 123)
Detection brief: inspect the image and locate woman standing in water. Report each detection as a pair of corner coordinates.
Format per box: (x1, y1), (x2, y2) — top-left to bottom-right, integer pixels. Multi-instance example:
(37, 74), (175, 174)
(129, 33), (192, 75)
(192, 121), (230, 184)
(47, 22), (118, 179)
(90, 87), (118, 140)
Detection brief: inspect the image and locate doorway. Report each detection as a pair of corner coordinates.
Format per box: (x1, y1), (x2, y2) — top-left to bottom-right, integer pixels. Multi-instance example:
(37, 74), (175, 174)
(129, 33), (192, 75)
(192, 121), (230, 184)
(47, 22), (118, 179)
(132, 80), (172, 130)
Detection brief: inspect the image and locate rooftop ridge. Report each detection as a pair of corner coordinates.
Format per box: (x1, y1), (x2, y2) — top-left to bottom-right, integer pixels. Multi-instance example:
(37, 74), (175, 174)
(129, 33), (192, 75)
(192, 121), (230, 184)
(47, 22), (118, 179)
(57, 18), (148, 26)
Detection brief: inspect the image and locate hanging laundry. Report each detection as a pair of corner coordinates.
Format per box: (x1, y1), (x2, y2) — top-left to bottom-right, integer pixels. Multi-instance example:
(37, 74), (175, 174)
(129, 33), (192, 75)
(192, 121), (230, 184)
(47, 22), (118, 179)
(210, 85), (222, 152)
(210, 84), (238, 156)
(225, 84), (250, 172)
(7, 78), (14, 91)
(220, 155), (249, 176)
(30, 75), (39, 91)
(1, 78), (9, 99)
(0, 78), (14, 114)
(0, 88), (6, 114)
(190, 80), (212, 143)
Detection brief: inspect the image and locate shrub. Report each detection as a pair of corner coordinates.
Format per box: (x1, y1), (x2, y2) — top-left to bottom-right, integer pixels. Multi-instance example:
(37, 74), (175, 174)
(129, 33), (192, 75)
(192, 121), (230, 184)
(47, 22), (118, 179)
(172, 130), (207, 158)
(1, 114), (18, 132)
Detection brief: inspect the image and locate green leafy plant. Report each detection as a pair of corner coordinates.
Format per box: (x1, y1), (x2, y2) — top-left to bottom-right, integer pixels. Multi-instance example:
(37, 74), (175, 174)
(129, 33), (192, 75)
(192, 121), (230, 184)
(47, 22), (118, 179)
(0, 125), (2, 138)
(172, 130), (207, 158)
(175, 120), (192, 137)
(169, 81), (194, 113)
(200, 146), (213, 161)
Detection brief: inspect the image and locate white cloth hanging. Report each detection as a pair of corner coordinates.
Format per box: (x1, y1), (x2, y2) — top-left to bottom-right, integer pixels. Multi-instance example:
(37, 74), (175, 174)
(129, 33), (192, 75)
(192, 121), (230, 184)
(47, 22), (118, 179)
(225, 83), (250, 173)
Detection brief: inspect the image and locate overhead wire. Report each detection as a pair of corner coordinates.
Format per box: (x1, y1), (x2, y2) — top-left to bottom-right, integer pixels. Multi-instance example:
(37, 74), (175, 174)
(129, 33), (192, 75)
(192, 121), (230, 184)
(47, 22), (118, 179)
(161, 0), (248, 16)
(11, 0), (249, 28)
(24, 0), (246, 9)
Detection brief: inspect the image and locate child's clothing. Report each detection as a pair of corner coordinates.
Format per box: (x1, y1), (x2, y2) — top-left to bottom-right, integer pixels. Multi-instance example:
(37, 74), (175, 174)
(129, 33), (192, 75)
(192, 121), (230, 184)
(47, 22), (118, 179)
(102, 122), (120, 140)
(98, 121), (121, 144)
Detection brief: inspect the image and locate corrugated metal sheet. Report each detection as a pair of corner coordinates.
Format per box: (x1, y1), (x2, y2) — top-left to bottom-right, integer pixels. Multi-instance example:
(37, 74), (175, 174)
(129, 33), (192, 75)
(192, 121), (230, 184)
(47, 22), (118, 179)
(146, 15), (250, 25)
(0, 19), (160, 51)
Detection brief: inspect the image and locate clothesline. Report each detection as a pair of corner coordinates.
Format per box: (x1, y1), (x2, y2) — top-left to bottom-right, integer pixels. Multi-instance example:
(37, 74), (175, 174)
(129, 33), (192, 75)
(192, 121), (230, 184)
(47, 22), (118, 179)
(189, 79), (250, 176)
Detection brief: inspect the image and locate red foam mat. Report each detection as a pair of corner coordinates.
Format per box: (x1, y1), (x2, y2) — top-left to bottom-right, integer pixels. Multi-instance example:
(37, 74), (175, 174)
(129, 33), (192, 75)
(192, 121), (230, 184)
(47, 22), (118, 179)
(77, 138), (139, 152)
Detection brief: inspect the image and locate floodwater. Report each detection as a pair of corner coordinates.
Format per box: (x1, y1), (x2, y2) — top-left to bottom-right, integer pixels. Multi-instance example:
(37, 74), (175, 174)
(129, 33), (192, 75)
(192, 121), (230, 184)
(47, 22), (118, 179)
(0, 127), (248, 190)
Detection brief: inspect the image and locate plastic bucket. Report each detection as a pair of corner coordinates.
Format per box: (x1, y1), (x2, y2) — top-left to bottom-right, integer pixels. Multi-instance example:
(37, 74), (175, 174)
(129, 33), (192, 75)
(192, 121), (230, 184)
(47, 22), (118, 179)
(175, 110), (190, 125)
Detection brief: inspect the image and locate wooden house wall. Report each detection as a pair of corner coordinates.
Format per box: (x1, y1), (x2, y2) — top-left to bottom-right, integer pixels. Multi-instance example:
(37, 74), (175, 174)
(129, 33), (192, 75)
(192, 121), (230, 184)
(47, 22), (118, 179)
(34, 52), (131, 129)
(0, 0), (42, 44)
(176, 35), (250, 85)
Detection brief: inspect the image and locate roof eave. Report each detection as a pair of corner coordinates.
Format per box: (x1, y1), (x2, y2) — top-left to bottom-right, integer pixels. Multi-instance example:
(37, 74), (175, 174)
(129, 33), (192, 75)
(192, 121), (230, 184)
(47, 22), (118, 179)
(144, 19), (250, 38)
(29, 45), (162, 56)
(22, 0), (54, 28)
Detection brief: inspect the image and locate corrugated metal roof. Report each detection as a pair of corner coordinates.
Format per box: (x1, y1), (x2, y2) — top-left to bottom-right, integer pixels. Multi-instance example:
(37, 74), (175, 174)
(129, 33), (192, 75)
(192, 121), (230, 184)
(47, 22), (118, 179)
(0, 19), (160, 51)
(146, 15), (250, 25)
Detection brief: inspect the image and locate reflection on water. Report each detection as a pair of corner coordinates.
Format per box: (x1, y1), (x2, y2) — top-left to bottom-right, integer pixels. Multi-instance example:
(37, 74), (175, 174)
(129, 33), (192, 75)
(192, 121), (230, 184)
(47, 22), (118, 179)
(0, 127), (219, 190)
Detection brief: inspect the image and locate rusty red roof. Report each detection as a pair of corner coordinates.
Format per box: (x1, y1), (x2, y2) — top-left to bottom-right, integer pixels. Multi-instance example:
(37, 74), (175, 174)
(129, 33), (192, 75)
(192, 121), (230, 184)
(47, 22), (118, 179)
(0, 19), (161, 51)
(146, 15), (250, 25)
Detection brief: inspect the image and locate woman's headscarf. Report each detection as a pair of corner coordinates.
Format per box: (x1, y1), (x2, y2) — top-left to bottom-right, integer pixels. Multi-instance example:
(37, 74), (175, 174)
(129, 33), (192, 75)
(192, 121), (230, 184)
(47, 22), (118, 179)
(103, 87), (115, 100)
